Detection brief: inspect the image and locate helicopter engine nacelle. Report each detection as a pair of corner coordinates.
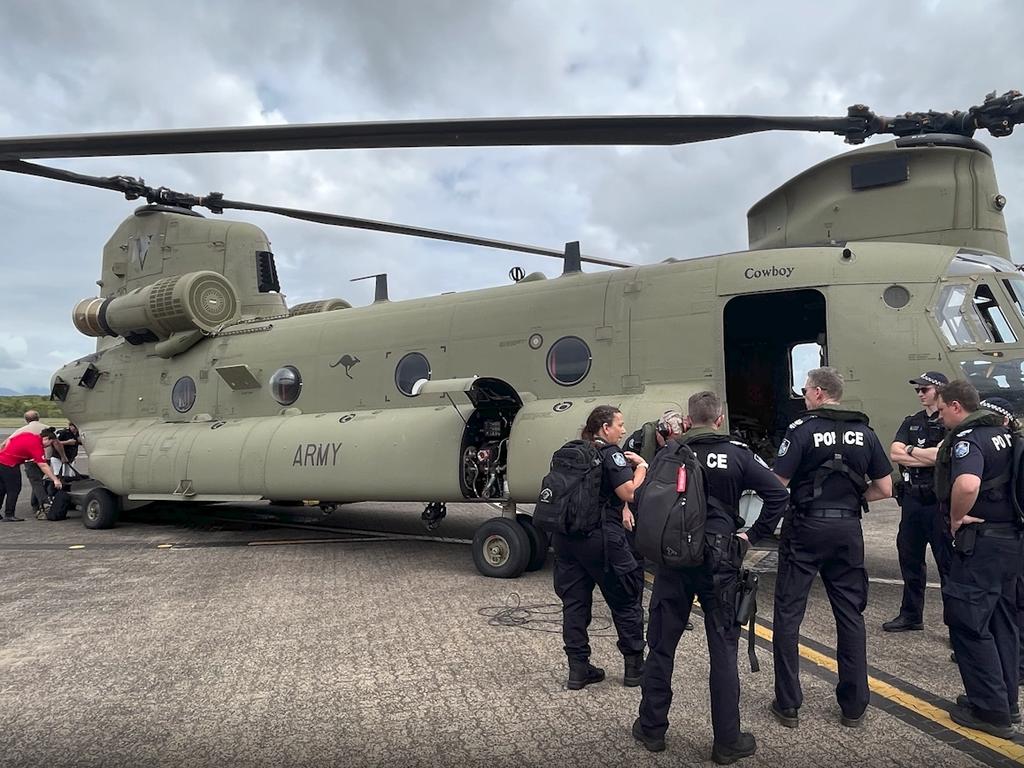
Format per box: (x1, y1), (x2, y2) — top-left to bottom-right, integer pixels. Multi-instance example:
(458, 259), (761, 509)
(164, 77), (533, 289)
(72, 269), (241, 345)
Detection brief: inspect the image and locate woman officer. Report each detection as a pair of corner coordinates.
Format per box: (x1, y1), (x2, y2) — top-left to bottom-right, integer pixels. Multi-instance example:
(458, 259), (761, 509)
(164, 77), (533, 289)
(554, 404), (648, 690)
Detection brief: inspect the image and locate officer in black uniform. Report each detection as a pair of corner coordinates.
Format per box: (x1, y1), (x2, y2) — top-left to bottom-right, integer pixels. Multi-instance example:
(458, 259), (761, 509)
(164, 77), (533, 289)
(936, 381), (1024, 738)
(552, 404), (648, 691)
(977, 397), (1024, 692)
(770, 367), (892, 729)
(633, 391), (788, 765)
(884, 371), (950, 632)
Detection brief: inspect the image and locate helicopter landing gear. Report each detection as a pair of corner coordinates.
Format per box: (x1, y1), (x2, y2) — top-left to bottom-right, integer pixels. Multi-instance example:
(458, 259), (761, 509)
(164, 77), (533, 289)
(472, 516), (529, 578)
(517, 513), (549, 571)
(82, 488), (120, 530)
(421, 501), (447, 531)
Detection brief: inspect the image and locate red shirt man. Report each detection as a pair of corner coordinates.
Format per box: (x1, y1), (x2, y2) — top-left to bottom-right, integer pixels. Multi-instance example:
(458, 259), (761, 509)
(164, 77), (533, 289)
(0, 428), (62, 522)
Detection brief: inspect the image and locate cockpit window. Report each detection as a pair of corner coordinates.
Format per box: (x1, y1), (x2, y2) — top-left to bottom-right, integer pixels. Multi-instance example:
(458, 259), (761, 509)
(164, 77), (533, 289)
(935, 285), (982, 346)
(972, 284), (1016, 343)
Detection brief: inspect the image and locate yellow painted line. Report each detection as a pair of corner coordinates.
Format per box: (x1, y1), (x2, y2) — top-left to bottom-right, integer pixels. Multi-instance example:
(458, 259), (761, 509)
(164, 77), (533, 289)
(644, 570), (1024, 762)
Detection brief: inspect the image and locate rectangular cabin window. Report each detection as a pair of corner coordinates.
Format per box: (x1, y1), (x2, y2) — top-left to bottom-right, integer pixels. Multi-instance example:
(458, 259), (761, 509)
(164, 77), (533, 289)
(973, 284), (1017, 343)
(936, 285), (980, 346)
(1002, 277), (1024, 324)
(789, 342), (824, 396)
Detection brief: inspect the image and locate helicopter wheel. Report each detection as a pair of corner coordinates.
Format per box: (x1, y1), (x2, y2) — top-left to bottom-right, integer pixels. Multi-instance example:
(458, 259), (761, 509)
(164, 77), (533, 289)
(82, 488), (120, 530)
(472, 516), (529, 579)
(516, 513), (549, 571)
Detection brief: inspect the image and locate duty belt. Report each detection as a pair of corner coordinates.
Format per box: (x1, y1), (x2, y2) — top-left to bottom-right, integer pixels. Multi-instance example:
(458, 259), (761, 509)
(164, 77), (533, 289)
(800, 508), (861, 519)
(976, 523), (1023, 540)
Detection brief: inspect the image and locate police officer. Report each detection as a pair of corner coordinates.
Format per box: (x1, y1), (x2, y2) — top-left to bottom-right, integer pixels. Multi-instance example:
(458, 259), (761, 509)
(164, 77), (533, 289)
(770, 367), (892, 728)
(633, 391), (788, 764)
(884, 371), (950, 632)
(935, 381), (1024, 738)
(978, 397), (1024, 693)
(553, 404), (647, 690)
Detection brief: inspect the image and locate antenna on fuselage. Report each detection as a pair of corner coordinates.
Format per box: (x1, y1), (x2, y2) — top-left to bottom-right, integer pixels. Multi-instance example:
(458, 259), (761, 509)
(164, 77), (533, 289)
(352, 273), (389, 303)
(562, 241), (582, 275)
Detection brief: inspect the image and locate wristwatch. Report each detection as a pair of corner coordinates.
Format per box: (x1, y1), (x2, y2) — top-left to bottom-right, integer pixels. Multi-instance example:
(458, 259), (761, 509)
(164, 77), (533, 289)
(906, 445), (915, 456)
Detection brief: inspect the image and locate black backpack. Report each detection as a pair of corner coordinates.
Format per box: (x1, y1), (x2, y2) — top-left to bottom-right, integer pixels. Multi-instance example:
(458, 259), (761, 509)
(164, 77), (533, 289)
(46, 489), (71, 521)
(43, 475), (72, 521)
(633, 440), (709, 569)
(534, 440), (604, 535)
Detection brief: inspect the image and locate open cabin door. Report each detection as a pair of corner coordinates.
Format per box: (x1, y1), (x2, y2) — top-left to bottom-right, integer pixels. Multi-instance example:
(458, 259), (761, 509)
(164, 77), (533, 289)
(723, 289), (827, 462)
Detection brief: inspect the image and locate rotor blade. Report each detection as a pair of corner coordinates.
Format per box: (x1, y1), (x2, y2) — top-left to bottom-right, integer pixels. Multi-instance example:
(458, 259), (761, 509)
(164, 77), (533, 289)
(0, 115), (852, 159)
(2, 93), (1021, 159)
(0, 159), (633, 268)
(215, 197), (635, 268)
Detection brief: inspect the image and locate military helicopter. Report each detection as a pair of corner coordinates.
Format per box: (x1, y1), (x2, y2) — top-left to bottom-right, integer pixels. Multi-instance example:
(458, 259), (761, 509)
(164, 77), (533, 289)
(1, 91), (1022, 578)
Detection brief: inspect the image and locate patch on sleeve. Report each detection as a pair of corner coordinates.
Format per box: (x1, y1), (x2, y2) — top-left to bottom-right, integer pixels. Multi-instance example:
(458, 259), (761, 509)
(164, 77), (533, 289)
(953, 441), (971, 459)
(612, 451), (628, 467)
(777, 438), (791, 457)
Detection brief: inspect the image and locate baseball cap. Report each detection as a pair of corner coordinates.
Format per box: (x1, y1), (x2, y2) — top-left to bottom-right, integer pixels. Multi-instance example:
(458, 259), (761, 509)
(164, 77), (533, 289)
(980, 397), (1016, 420)
(908, 371), (949, 387)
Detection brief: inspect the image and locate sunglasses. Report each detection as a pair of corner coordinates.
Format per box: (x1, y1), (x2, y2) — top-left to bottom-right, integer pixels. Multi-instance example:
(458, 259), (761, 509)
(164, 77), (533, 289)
(914, 386), (933, 394)
(800, 386), (821, 396)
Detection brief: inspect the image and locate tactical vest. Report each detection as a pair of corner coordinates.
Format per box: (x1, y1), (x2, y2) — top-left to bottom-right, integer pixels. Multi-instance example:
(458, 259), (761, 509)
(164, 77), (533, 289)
(934, 410), (1005, 503)
(905, 412), (946, 488)
(790, 408), (872, 513)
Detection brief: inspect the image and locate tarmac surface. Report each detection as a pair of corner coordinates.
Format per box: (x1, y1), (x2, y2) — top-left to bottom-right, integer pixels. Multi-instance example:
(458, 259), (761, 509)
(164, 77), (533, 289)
(1, 451), (1022, 766)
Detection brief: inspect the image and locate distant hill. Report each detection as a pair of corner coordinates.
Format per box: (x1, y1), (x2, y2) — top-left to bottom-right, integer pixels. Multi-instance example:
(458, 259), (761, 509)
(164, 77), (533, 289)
(0, 388), (47, 397)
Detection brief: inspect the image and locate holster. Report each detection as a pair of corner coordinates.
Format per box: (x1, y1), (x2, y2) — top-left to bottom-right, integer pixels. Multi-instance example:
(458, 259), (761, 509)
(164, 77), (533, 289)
(953, 524), (978, 557)
(893, 478), (906, 508)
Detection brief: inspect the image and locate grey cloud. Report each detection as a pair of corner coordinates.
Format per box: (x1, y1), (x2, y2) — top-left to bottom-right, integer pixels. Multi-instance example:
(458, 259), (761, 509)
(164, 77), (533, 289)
(0, 1), (1023, 392)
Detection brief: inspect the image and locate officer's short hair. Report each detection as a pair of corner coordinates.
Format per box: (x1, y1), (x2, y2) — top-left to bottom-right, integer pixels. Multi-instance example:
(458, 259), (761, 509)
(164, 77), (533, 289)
(806, 367), (844, 400)
(688, 391), (722, 425)
(937, 380), (980, 412)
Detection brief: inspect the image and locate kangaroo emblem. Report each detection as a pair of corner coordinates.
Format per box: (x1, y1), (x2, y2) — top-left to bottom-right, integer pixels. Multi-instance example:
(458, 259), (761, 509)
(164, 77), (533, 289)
(330, 354), (361, 379)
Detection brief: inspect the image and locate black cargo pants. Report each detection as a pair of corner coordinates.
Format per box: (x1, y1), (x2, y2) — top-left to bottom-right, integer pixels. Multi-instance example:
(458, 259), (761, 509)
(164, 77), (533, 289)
(896, 492), (951, 620)
(944, 525), (1023, 725)
(553, 525), (644, 662)
(773, 514), (869, 719)
(24, 461), (47, 512)
(639, 534), (746, 744)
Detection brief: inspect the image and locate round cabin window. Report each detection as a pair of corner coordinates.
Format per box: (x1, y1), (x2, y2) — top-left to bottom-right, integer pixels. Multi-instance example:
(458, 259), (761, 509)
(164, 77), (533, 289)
(547, 336), (592, 386)
(883, 285), (911, 309)
(395, 352), (431, 396)
(171, 376), (196, 413)
(270, 365), (303, 405)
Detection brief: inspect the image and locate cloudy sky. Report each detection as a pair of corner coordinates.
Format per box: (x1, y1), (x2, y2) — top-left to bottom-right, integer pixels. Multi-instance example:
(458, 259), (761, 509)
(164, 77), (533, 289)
(0, 1), (1022, 392)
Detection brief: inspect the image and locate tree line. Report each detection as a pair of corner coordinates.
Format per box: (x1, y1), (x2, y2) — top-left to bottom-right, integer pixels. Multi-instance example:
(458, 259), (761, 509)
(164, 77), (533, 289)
(0, 396), (64, 419)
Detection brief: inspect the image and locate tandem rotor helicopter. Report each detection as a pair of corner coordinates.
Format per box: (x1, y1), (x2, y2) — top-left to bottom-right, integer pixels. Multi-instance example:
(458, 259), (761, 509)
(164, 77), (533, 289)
(1, 91), (1023, 578)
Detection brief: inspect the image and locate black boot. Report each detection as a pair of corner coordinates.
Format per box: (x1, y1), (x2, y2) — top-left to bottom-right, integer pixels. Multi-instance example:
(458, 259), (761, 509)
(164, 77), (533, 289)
(631, 718), (665, 752)
(567, 659), (605, 690)
(711, 732), (757, 765)
(623, 653), (644, 687)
